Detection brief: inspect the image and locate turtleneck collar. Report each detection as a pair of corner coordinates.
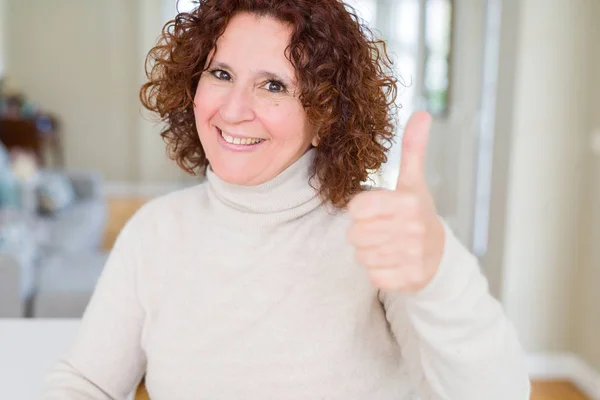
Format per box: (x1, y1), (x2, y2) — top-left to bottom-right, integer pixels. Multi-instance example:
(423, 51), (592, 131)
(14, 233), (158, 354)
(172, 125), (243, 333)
(205, 148), (323, 225)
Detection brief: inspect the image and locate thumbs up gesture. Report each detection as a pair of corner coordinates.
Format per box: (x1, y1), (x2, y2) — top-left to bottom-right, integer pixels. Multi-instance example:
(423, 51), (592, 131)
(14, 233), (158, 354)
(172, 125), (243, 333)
(347, 112), (445, 292)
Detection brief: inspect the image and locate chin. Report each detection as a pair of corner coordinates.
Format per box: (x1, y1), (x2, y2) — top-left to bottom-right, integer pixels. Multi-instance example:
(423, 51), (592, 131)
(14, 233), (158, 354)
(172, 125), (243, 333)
(221, 173), (255, 186)
(209, 162), (266, 186)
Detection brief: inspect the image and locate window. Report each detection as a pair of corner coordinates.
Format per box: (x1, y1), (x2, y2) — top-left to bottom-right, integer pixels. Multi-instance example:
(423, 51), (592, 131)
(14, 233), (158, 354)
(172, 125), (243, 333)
(348, 0), (454, 187)
(164, 0), (197, 20)
(176, 0), (197, 13)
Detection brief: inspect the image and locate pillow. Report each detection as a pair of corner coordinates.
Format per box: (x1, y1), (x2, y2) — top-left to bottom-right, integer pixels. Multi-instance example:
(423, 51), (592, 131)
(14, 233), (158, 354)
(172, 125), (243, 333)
(37, 172), (76, 215)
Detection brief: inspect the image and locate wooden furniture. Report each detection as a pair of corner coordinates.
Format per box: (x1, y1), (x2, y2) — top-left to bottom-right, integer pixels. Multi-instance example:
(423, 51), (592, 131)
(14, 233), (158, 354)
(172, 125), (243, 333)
(135, 380), (151, 400)
(0, 117), (63, 167)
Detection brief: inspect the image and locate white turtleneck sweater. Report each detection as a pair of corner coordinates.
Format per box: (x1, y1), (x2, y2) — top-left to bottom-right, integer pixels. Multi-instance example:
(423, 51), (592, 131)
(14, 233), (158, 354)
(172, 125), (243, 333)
(43, 149), (530, 400)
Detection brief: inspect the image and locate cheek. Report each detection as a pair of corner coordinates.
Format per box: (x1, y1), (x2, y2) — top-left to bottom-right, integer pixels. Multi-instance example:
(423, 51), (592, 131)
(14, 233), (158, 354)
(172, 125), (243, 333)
(193, 81), (218, 122)
(258, 102), (312, 141)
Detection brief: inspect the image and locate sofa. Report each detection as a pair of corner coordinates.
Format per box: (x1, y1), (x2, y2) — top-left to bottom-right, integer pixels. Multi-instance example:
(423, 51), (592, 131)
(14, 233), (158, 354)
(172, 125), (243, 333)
(31, 251), (108, 318)
(0, 144), (107, 317)
(0, 214), (39, 317)
(31, 169), (107, 254)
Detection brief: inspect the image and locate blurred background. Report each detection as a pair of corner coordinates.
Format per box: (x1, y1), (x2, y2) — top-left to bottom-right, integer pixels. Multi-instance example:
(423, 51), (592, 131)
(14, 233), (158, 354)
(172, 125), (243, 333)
(0, 0), (599, 399)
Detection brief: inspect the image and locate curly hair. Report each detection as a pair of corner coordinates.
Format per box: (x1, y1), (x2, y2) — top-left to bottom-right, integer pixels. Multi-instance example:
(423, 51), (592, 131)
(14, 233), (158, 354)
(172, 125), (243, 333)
(140, 0), (398, 208)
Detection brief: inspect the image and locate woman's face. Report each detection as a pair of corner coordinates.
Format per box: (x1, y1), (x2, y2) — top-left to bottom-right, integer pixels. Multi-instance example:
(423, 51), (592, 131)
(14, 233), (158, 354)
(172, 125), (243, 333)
(194, 12), (316, 186)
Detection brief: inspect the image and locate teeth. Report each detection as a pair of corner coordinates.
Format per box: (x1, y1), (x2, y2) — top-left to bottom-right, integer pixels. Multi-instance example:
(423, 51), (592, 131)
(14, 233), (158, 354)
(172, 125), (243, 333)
(219, 129), (262, 145)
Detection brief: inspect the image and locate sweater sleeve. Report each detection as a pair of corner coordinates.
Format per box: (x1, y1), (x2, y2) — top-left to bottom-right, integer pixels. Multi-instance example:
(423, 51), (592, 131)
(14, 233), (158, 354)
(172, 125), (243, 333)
(379, 218), (530, 400)
(43, 216), (147, 400)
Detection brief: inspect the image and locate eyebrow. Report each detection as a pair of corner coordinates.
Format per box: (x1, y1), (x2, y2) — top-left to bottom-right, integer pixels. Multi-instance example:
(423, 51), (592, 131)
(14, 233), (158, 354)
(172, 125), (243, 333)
(210, 61), (295, 86)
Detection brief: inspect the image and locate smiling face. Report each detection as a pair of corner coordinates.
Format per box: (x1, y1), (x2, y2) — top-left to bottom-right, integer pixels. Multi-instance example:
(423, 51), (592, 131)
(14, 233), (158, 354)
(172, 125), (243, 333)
(193, 12), (317, 186)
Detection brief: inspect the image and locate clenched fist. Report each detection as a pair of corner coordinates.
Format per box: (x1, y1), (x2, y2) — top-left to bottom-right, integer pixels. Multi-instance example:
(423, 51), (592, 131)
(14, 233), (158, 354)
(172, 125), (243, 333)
(347, 111), (445, 292)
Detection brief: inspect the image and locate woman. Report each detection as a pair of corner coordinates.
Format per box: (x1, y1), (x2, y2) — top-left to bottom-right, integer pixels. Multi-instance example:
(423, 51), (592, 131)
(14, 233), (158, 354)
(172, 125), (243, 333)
(44, 1), (530, 399)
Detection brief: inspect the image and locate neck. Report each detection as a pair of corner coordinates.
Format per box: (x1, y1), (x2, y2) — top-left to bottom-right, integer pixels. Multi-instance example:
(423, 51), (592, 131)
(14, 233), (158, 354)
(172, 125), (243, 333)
(205, 149), (323, 227)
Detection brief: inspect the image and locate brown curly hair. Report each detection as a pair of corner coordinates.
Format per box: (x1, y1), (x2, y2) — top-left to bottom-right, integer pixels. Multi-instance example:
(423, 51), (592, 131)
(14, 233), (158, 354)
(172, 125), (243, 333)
(140, 0), (398, 208)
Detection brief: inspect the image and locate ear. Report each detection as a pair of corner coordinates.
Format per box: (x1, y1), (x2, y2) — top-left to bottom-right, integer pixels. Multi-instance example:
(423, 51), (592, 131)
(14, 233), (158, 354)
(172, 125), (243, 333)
(311, 135), (320, 147)
(310, 124), (321, 147)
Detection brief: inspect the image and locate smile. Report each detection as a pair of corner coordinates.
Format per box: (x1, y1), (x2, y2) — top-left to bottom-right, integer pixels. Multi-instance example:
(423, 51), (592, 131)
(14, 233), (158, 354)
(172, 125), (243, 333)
(218, 128), (265, 145)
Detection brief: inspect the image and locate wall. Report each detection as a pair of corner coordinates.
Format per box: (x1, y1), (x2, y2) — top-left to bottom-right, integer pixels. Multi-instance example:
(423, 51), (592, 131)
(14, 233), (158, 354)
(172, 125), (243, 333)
(0, 0), (6, 77)
(5, 0), (190, 183)
(432, 0), (486, 247)
(488, 0), (594, 353)
(137, 0), (192, 183)
(574, 0), (600, 371)
(481, 0), (522, 300)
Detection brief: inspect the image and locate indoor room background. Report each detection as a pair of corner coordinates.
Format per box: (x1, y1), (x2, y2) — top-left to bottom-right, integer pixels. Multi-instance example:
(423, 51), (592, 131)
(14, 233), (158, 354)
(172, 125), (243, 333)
(0, 0), (599, 399)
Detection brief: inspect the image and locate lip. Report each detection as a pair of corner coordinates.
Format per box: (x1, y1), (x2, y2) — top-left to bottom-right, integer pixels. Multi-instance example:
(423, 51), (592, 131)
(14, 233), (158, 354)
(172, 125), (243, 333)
(216, 127), (265, 152)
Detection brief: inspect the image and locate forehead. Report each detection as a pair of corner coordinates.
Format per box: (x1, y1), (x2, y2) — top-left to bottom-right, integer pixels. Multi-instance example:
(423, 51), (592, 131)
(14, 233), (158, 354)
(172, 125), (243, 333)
(213, 13), (294, 67)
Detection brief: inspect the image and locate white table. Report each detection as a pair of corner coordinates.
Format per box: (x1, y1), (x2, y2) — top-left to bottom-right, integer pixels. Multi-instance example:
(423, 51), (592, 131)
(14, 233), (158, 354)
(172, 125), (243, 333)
(0, 319), (80, 400)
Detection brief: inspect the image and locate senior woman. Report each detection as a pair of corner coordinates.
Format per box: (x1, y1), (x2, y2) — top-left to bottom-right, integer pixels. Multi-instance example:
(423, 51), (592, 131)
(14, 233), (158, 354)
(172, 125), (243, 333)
(44, 0), (530, 399)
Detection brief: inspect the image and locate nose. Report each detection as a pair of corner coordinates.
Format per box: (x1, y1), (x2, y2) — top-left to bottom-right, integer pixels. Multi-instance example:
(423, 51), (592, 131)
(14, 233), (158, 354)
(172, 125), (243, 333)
(218, 85), (255, 124)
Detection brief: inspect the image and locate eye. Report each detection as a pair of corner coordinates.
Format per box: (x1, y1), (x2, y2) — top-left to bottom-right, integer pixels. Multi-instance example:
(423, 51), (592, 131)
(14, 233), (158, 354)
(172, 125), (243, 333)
(265, 80), (287, 93)
(210, 69), (232, 81)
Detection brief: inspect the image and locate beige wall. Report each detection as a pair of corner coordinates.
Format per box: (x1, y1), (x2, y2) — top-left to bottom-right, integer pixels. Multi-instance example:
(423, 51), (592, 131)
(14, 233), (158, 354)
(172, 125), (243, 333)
(5, 0), (190, 183)
(489, 0), (594, 353)
(6, 0), (137, 180)
(483, 0), (521, 300)
(574, 0), (600, 371)
(0, 0), (6, 77)
(137, 0), (192, 183)
(430, 0), (485, 247)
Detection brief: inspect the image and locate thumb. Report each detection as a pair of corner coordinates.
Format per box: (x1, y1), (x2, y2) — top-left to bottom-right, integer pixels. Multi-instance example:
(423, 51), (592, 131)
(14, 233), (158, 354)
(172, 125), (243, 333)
(397, 111), (432, 188)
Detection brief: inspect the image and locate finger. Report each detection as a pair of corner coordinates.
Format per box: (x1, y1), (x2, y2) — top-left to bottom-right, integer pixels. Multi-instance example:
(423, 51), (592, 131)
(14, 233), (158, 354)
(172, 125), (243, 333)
(397, 111), (432, 188)
(368, 267), (425, 292)
(347, 218), (396, 248)
(357, 241), (423, 268)
(355, 246), (402, 269)
(368, 268), (408, 291)
(347, 190), (409, 220)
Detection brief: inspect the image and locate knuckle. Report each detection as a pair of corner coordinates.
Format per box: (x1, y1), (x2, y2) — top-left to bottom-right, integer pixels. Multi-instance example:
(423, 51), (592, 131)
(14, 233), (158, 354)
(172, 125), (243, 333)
(410, 222), (427, 236)
(362, 191), (381, 207)
(405, 195), (421, 211)
(409, 244), (424, 258)
(348, 192), (375, 217)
